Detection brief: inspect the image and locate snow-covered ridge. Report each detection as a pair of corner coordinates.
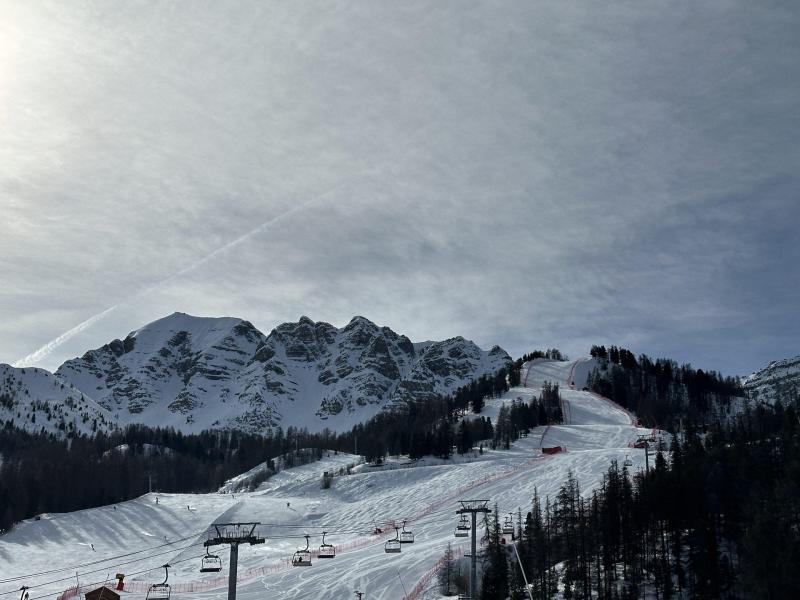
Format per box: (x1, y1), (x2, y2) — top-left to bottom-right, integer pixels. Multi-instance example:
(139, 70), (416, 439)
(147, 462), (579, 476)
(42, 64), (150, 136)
(44, 312), (510, 434)
(743, 355), (800, 404)
(0, 364), (116, 436)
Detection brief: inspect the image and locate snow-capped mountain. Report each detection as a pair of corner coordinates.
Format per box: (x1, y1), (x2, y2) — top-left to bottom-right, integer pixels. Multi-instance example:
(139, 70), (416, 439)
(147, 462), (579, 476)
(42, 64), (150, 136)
(0, 364), (116, 436)
(743, 355), (800, 404)
(53, 313), (511, 433)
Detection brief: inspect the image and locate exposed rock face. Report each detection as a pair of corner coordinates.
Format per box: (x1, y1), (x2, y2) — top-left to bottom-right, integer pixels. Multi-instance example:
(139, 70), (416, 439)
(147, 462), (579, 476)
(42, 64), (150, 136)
(743, 355), (800, 405)
(52, 312), (511, 433)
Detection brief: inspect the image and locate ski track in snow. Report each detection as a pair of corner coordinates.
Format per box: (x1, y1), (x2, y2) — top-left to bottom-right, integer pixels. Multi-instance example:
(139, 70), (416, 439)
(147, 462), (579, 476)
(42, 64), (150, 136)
(0, 359), (658, 600)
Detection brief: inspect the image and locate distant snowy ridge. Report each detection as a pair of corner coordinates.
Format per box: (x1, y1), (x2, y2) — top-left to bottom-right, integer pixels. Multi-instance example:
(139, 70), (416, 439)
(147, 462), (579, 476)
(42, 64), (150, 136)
(0, 364), (116, 436)
(743, 355), (800, 404)
(48, 312), (510, 434)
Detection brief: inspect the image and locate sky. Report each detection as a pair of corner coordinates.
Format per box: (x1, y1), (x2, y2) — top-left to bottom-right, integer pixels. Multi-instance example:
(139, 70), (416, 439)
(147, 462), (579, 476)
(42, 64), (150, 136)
(1, 0), (798, 377)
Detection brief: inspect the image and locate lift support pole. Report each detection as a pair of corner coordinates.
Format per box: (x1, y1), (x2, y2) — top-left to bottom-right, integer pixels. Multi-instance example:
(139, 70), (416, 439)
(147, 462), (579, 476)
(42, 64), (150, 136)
(228, 544), (238, 600)
(204, 523), (265, 600)
(457, 500), (491, 599)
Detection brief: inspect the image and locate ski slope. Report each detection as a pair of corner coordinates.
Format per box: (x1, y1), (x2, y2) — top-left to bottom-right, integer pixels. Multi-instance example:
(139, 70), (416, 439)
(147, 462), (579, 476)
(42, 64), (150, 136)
(0, 359), (658, 600)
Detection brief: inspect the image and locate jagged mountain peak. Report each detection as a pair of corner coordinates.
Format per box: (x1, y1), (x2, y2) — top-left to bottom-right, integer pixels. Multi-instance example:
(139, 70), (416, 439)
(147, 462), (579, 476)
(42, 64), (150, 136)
(345, 315), (378, 328)
(48, 312), (511, 435)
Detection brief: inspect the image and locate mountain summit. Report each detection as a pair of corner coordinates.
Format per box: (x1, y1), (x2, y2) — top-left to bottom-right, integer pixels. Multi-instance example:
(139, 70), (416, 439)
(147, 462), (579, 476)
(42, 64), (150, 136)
(54, 313), (511, 433)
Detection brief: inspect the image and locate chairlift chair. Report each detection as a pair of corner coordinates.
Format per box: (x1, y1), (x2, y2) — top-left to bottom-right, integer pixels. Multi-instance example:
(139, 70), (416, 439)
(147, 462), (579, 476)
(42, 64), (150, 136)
(146, 565), (171, 600)
(318, 531), (335, 558)
(399, 520), (414, 544)
(200, 548), (222, 573)
(623, 455), (633, 467)
(292, 535), (313, 567)
(502, 514), (514, 535)
(384, 527), (402, 553)
(454, 515), (470, 538)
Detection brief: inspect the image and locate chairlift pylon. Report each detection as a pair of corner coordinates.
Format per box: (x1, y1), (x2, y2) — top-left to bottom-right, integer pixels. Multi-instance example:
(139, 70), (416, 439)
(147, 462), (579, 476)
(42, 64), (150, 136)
(318, 531), (335, 558)
(292, 535), (313, 567)
(384, 527), (401, 553)
(399, 520), (414, 544)
(146, 565), (171, 600)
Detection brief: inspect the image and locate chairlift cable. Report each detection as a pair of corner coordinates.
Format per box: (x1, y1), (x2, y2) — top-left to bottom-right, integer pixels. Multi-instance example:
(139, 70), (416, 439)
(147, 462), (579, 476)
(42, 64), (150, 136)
(0, 532), (208, 584)
(0, 543), (205, 597)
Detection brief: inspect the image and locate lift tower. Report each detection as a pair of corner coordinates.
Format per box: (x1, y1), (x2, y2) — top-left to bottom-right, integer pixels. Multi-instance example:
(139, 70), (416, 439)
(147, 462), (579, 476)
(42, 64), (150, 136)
(204, 523), (265, 600)
(457, 500), (491, 599)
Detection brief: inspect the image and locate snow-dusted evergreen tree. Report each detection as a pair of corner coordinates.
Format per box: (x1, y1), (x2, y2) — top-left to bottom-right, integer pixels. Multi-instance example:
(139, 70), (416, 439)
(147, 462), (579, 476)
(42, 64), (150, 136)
(438, 542), (457, 596)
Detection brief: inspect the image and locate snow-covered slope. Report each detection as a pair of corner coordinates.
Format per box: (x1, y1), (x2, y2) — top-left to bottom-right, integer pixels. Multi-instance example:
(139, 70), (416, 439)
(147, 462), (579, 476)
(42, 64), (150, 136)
(0, 358), (653, 600)
(0, 361), (649, 600)
(54, 313), (511, 433)
(0, 364), (116, 436)
(743, 355), (800, 404)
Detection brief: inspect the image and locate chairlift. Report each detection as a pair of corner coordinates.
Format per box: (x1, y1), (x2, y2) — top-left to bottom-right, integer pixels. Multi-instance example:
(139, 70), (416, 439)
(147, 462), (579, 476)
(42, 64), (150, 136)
(502, 514), (514, 535)
(200, 547), (222, 573)
(623, 455), (633, 467)
(292, 535), (313, 567)
(146, 565), (171, 600)
(384, 527), (402, 553)
(318, 531), (335, 558)
(454, 515), (470, 538)
(399, 520), (414, 544)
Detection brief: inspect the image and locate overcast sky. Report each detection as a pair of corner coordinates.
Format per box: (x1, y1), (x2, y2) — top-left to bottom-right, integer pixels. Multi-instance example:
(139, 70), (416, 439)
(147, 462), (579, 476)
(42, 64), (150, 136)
(1, 0), (798, 376)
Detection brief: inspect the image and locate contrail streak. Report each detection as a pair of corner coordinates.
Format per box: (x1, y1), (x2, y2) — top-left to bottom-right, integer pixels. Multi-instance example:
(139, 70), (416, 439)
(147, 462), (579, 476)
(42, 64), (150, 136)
(14, 305), (121, 367)
(14, 188), (342, 368)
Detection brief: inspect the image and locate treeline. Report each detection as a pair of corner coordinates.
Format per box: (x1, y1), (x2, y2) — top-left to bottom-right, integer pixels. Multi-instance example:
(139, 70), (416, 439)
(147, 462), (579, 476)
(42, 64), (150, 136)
(520, 349), (568, 362)
(0, 424), (324, 532)
(452, 366), (518, 414)
(492, 382), (563, 449)
(469, 398), (800, 599)
(587, 345), (743, 429)
(343, 361), (565, 462)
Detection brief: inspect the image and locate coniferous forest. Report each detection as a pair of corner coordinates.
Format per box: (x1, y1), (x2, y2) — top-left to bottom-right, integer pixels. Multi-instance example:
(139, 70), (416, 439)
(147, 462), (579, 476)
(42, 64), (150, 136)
(460, 397), (800, 599)
(586, 345), (743, 430)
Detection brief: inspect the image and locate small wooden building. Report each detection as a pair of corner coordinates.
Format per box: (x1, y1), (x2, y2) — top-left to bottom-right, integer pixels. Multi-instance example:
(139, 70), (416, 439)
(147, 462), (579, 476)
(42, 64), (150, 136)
(84, 587), (120, 600)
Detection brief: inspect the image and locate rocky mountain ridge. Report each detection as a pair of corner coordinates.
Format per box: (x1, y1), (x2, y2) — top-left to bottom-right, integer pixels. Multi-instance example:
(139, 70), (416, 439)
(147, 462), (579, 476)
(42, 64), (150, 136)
(743, 355), (800, 405)
(43, 312), (511, 434)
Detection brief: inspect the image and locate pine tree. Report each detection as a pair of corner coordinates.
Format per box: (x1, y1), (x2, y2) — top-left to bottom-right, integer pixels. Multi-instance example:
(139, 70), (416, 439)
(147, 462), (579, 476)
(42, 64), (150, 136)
(438, 542), (457, 596)
(481, 506), (509, 599)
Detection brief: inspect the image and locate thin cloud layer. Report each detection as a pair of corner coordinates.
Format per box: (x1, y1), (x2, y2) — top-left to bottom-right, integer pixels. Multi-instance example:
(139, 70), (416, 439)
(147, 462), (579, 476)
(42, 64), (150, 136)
(1, 1), (798, 375)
